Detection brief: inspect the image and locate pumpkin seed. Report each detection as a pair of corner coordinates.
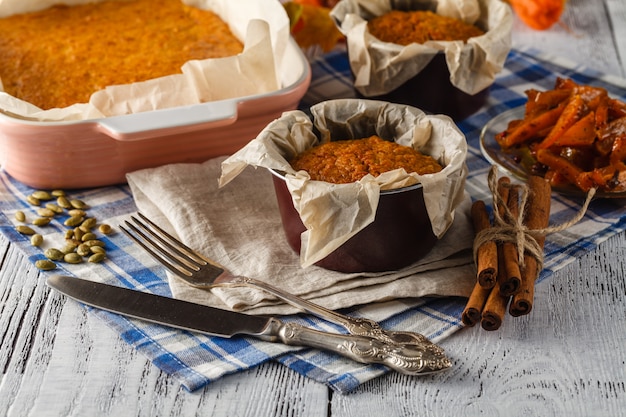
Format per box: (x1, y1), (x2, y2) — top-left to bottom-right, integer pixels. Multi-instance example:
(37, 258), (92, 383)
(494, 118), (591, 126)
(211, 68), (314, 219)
(26, 195), (40, 206)
(61, 241), (79, 254)
(35, 259), (57, 271)
(81, 232), (97, 242)
(36, 208), (56, 217)
(44, 248), (65, 261)
(66, 239), (81, 248)
(31, 234), (44, 247)
(45, 203), (64, 214)
(32, 190), (52, 201)
(88, 253), (106, 263)
(70, 199), (87, 209)
(15, 211), (26, 222)
(32, 217), (51, 226)
(64, 229), (75, 240)
(68, 209), (87, 217)
(51, 190), (66, 197)
(98, 224), (112, 235)
(64, 252), (83, 264)
(64, 215), (83, 227)
(16, 225), (36, 235)
(73, 227), (85, 242)
(77, 243), (91, 257)
(84, 239), (105, 248)
(57, 196), (72, 209)
(90, 246), (106, 255)
(80, 217), (97, 230)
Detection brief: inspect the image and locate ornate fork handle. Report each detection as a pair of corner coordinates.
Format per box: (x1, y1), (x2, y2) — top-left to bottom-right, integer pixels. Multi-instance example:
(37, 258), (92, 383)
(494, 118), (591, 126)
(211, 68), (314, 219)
(260, 319), (451, 375)
(217, 276), (445, 356)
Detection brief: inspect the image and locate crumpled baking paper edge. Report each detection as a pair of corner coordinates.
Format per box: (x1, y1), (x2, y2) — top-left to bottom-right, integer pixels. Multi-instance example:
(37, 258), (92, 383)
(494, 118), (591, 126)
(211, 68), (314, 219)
(219, 98), (468, 267)
(329, 0), (513, 96)
(0, 0), (289, 121)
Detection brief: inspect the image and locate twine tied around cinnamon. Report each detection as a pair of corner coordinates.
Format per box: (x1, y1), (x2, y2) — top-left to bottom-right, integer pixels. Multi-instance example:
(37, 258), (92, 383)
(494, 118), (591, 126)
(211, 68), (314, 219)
(472, 167), (596, 273)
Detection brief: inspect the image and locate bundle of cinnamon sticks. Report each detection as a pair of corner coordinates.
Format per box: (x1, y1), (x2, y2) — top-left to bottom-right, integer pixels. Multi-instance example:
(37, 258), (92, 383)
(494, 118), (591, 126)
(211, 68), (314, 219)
(462, 173), (552, 331)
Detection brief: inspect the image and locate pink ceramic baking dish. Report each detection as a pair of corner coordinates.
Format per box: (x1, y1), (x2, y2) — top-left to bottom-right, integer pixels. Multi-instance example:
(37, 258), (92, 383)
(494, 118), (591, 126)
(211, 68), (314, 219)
(0, 39), (311, 189)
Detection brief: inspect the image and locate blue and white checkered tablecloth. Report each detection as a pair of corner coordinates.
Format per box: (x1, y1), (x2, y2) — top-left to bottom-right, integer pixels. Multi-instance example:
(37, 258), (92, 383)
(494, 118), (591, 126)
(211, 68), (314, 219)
(1, 48), (625, 393)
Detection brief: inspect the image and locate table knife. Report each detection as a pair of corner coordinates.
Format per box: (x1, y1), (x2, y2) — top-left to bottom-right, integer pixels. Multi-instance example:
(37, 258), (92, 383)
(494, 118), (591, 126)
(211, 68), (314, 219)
(46, 275), (451, 375)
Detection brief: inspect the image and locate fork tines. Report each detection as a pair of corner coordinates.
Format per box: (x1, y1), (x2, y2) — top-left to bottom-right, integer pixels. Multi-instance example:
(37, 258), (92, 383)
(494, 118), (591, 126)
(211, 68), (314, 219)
(120, 212), (212, 279)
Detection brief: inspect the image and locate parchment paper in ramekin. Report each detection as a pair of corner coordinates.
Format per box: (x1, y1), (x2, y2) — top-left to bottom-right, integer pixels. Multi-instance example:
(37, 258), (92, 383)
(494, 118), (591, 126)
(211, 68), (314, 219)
(0, 0), (289, 121)
(330, 0), (513, 96)
(219, 99), (468, 267)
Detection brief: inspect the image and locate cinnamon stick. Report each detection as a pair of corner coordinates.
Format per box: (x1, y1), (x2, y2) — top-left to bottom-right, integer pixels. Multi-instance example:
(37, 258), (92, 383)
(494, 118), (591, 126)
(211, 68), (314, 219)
(510, 176), (552, 316)
(470, 200), (498, 288)
(500, 185), (522, 297)
(481, 248), (510, 331)
(461, 282), (491, 327)
(496, 177), (510, 213)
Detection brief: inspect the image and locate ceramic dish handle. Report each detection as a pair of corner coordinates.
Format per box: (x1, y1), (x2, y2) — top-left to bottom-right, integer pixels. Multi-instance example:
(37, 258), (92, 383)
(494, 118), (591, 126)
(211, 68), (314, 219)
(95, 100), (238, 140)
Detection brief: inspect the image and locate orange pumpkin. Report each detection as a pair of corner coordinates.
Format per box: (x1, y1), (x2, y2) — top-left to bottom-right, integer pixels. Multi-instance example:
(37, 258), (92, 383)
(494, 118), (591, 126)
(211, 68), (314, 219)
(508, 0), (566, 30)
(283, 1), (344, 53)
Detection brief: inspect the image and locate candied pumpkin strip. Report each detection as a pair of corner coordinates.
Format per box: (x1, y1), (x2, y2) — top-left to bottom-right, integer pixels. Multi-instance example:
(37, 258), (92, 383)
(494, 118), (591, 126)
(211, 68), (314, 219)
(599, 116), (626, 141)
(544, 169), (577, 189)
(524, 89), (540, 116)
(524, 88), (571, 117)
(554, 77), (608, 106)
(537, 94), (587, 149)
(575, 171), (601, 191)
(573, 85), (608, 105)
(535, 148), (586, 189)
(584, 91), (609, 111)
(608, 98), (626, 119)
(595, 136), (615, 157)
(577, 162), (626, 191)
(555, 77), (577, 90)
(552, 110), (596, 147)
(525, 89), (540, 113)
(496, 102), (566, 148)
(595, 95), (609, 132)
(609, 134), (626, 165)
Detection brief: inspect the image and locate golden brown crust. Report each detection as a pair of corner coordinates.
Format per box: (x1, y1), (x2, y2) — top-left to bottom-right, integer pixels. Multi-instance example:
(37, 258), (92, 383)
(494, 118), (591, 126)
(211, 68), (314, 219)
(368, 10), (484, 45)
(0, 0), (243, 109)
(290, 135), (442, 184)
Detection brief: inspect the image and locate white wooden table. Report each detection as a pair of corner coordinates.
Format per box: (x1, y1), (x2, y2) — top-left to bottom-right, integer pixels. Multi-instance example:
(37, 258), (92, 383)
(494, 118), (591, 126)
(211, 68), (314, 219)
(1, 1), (625, 416)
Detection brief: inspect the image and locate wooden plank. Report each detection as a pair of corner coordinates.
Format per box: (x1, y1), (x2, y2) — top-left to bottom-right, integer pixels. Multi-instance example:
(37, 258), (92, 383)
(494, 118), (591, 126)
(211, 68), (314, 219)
(0, 243), (51, 415)
(0, 230), (328, 417)
(606, 0), (626, 75)
(1, 1), (625, 415)
(511, 0), (625, 78)
(328, 231), (626, 416)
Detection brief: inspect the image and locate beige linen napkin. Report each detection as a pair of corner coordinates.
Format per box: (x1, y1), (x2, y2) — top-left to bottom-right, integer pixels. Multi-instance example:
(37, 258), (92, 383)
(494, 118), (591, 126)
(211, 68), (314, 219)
(126, 156), (476, 315)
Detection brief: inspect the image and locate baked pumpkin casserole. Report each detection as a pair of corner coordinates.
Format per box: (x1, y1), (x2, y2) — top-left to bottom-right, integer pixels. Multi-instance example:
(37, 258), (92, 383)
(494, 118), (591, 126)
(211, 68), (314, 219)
(0, 0), (243, 110)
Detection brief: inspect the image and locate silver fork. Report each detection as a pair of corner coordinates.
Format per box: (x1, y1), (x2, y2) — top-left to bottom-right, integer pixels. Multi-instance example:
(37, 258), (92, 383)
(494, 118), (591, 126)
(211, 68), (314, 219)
(120, 212), (444, 354)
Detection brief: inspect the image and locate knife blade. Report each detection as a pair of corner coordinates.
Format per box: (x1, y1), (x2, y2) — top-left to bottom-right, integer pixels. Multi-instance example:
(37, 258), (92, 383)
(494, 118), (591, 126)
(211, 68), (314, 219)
(47, 275), (451, 375)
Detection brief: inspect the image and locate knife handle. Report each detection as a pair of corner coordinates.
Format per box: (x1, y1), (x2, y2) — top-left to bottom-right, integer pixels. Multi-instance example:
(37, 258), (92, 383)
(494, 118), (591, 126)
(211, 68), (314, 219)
(258, 318), (451, 375)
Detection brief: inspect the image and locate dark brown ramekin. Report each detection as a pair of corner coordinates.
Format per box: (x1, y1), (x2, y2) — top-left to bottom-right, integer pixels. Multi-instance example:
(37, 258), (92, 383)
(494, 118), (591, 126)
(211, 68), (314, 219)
(270, 169), (438, 273)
